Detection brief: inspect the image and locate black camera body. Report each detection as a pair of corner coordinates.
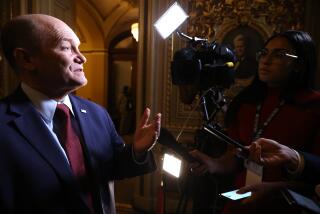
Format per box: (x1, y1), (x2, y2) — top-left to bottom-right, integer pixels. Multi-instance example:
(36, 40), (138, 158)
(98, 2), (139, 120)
(171, 33), (236, 91)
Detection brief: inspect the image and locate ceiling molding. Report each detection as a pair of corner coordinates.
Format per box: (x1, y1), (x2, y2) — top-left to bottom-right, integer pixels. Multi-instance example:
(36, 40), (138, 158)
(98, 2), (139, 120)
(122, 0), (138, 7)
(102, 4), (121, 21)
(86, 0), (105, 20)
(76, 0), (138, 49)
(77, 0), (104, 35)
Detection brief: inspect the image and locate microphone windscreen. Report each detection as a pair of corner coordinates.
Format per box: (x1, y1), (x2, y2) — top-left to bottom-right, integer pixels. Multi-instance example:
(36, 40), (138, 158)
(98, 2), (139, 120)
(225, 62), (234, 68)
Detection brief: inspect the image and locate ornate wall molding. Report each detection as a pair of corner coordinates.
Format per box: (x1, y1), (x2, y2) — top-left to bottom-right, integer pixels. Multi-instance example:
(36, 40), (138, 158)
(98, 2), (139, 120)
(187, 0), (305, 41)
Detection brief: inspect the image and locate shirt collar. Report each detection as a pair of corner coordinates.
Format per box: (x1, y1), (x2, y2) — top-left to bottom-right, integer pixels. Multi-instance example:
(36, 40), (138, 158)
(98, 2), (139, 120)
(21, 83), (75, 123)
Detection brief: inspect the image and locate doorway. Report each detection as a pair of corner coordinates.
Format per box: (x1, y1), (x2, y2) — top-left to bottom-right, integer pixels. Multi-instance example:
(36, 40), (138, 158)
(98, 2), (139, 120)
(108, 31), (137, 135)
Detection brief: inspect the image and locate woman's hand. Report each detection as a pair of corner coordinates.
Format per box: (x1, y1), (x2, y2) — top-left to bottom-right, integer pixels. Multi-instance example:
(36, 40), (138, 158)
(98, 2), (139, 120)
(237, 182), (287, 205)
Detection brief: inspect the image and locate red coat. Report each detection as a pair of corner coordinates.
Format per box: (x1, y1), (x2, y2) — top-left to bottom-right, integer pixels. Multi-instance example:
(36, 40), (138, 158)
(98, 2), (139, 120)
(223, 89), (320, 214)
(228, 88), (320, 185)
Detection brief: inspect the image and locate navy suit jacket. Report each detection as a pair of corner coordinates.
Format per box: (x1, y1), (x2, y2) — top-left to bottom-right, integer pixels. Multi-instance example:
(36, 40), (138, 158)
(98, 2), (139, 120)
(0, 88), (156, 214)
(299, 152), (320, 186)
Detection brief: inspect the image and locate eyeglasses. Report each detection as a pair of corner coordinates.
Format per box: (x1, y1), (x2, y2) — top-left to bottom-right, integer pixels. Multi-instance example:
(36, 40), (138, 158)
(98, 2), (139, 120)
(256, 48), (298, 61)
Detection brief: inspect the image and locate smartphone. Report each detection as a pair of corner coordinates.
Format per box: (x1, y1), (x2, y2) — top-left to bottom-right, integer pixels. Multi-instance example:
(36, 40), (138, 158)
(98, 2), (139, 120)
(220, 189), (252, 200)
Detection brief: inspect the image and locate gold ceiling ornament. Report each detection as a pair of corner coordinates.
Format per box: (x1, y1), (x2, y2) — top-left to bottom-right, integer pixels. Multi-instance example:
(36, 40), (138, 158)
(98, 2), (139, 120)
(187, 0), (304, 40)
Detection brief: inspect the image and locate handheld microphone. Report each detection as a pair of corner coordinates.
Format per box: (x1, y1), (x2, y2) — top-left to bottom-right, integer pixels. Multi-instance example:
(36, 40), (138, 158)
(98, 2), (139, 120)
(158, 128), (198, 162)
(203, 125), (249, 159)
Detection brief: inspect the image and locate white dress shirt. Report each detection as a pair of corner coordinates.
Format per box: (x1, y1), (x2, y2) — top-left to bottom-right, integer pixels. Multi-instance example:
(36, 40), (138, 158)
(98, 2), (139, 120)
(21, 82), (74, 164)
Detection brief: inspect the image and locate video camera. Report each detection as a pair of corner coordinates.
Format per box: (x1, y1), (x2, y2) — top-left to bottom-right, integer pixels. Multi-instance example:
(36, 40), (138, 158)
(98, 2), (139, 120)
(171, 32), (236, 91)
(170, 31), (236, 129)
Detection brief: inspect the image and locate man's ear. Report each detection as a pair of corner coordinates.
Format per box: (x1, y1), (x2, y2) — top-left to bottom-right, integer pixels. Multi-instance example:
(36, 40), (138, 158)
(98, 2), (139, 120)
(13, 48), (36, 71)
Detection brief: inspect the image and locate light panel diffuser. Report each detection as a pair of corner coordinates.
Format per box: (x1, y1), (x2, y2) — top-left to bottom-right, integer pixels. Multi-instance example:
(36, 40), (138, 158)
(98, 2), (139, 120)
(154, 2), (188, 39)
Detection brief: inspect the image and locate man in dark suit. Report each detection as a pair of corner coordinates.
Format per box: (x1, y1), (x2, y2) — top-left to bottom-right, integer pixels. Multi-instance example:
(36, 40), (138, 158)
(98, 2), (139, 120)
(0, 14), (161, 214)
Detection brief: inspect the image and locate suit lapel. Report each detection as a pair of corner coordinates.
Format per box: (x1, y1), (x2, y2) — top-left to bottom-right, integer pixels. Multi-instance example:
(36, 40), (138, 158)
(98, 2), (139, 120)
(70, 96), (105, 214)
(8, 89), (89, 211)
(12, 104), (74, 178)
(69, 96), (98, 172)
(69, 96), (93, 153)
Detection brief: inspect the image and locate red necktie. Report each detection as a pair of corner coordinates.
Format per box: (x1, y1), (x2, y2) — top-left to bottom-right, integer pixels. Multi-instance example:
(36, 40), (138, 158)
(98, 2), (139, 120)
(54, 104), (94, 213)
(54, 103), (86, 177)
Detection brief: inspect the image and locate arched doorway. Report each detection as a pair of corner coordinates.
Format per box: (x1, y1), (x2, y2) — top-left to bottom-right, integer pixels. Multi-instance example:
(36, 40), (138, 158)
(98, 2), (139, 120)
(108, 31), (137, 135)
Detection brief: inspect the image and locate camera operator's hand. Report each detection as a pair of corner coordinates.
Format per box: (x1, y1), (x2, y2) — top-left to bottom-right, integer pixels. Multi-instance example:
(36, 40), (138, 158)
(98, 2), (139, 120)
(237, 182), (287, 205)
(188, 150), (212, 175)
(189, 147), (237, 175)
(248, 138), (300, 171)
